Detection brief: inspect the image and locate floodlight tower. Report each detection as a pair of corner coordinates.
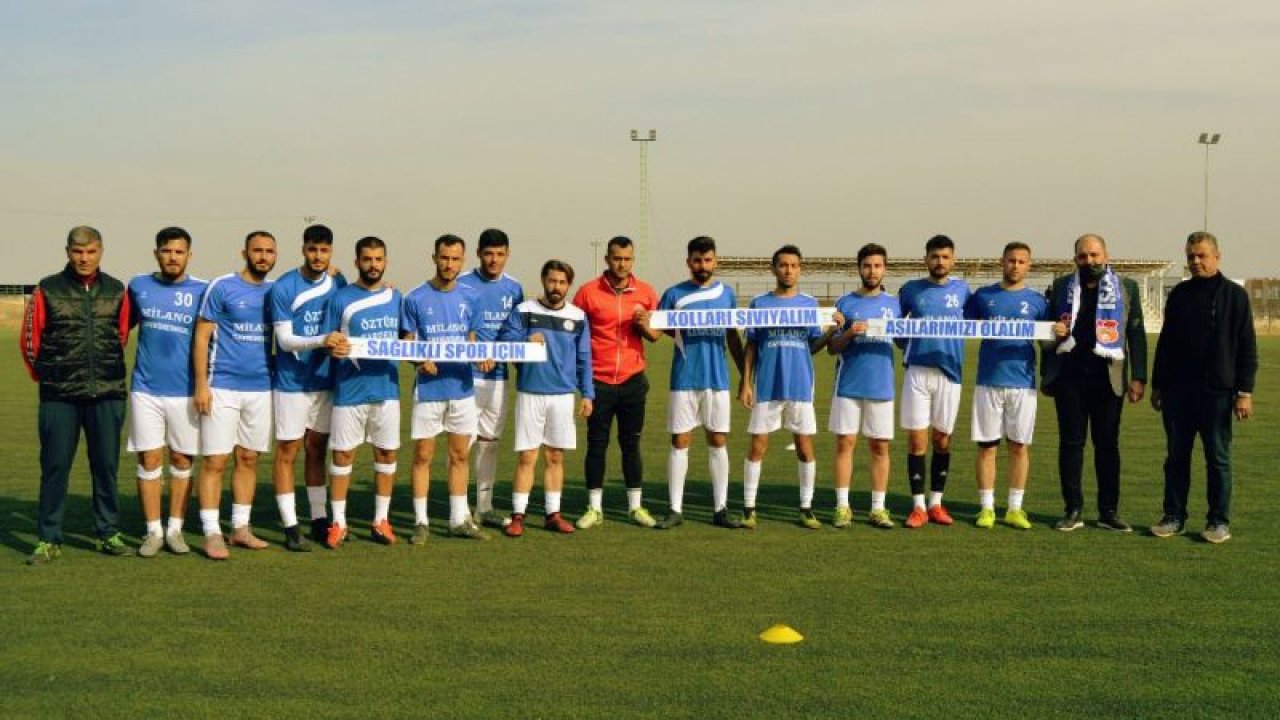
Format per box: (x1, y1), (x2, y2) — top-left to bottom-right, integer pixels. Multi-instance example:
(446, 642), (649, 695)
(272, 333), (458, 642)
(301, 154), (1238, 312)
(630, 129), (657, 278)
(1198, 132), (1221, 231)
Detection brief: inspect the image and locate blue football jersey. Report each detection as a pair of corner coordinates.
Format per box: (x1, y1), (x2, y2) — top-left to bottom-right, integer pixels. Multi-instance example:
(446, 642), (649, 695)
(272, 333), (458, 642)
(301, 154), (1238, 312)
(965, 283), (1047, 389)
(658, 280), (737, 392)
(833, 291), (899, 402)
(400, 280), (484, 402)
(198, 273), (274, 392)
(498, 299), (593, 398)
(268, 269), (345, 393)
(324, 285), (402, 407)
(129, 273), (208, 397)
(456, 269), (524, 381)
(745, 292), (821, 403)
(898, 276), (971, 383)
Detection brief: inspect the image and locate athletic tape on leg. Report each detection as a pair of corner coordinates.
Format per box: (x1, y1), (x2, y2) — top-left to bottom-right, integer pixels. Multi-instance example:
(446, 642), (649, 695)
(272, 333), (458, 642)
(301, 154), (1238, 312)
(373, 462), (397, 475)
(137, 464), (163, 481)
(330, 464), (353, 477)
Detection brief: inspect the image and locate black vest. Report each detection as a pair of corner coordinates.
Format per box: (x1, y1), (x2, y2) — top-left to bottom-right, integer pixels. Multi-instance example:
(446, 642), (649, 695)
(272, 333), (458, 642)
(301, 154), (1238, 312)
(35, 265), (128, 401)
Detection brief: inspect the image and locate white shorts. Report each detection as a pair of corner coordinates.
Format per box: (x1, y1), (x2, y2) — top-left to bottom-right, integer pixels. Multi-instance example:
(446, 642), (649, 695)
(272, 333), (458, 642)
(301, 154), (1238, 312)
(747, 400), (817, 436)
(330, 400), (402, 452)
(668, 389), (731, 434)
(899, 366), (962, 434)
(473, 379), (509, 439)
(128, 392), (200, 455)
(514, 393), (577, 451)
(828, 396), (895, 440)
(411, 397), (478, 439)
(273, 390), (333, 441)
(971, 386), (1038, 445)
(201, 389), (272, 456)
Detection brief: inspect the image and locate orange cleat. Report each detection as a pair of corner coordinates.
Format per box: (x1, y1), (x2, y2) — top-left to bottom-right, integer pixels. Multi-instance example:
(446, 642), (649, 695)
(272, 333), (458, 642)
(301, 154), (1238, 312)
(927, 504), (954, 526)
(371, 519), (398, 545)
(544, 512), (575, 534)
(905, 507), (928, 529)
(325, 523), (348, 549)
(504, 513), (525, 538)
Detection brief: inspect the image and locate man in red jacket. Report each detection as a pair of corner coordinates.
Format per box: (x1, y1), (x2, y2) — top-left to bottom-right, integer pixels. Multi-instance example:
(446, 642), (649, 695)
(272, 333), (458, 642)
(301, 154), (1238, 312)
(571, 236), (660, 528)
(21, 226), (133, 564)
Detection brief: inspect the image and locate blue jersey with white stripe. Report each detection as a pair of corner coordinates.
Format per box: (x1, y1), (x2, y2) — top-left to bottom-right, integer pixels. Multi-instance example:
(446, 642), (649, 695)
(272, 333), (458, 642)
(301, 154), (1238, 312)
(456, 269), (523, 381)
(658, 280), (737, 392)
(833, 290), (899, 402)
(498, 299), (594, 398)
(400, 281), (484, 402)
(129, 273), (208, 397)
(965, 283), (1047, 389)
(898, 276), (971, 383)
(324, 284), (402, 406)
(268, 269), (345, 392)
(198, 273), (274, 392)
(745, 292), (821, 403)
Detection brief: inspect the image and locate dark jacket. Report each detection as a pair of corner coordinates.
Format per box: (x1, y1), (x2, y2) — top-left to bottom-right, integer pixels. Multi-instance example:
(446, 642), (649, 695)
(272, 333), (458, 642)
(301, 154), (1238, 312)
(1152, 274), (1257, 395)
(22, 265), (129, 401)
(1041, 273), (1148, 397)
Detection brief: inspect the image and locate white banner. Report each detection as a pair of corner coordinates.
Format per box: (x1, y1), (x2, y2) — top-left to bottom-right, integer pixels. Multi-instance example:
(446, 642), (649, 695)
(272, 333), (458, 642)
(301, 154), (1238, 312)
(863, 318), (1056, 341)
(346, 339), (548, 362)
(648, 307), (839, 330)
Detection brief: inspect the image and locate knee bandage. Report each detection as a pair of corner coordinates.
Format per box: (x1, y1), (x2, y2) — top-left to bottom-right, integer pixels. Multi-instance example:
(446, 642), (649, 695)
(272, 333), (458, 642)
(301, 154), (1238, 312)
(169, 466), (193, 480)
(373, 462), (398, 475)
(329, 464), (353, 477)
(136, 464), (163, 481)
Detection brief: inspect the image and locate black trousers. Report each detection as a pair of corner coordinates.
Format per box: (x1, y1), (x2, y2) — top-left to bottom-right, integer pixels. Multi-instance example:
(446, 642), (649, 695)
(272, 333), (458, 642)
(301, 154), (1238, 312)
(1053, 372), (1123, 516)
(38, 398), (126, 543)
(1161, 389), (1234, 526)
(584, 372), (649, 491)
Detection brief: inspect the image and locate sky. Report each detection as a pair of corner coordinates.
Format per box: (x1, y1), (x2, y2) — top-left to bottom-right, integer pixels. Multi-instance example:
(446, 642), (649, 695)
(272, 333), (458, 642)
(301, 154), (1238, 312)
(2, 0), (1277, 290)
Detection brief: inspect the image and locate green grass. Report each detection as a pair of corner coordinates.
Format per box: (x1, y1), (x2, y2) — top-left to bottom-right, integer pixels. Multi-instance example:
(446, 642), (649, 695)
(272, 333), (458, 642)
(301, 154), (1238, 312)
(2, 330), (1278, 718)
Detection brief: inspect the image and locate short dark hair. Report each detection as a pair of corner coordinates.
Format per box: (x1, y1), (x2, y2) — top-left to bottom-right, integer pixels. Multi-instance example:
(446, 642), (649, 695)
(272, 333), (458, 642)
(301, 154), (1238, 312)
(435, 234), (465, 253)
(925, 234), (954, 254)
(478, 228), (510, 251)
(155, 227), (191, 249)
(771, 244), (802, 267)
(245, 231), (275, 249)
(66, 226), (102, 248)
(355, 236), (386, 254)
(687, 236), (716, 256)
(1002, 241), (1031, 256)
(606, 236), (633, 253)
(541, 259), (575, 284)
(303, 224), (333, 246)
(1186, 231), (1218, 250)
(856, 243), (887, 266)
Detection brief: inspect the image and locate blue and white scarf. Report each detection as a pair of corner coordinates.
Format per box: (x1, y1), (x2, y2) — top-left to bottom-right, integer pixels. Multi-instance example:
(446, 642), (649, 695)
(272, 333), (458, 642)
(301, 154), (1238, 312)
(1056, 267), (1125, 360)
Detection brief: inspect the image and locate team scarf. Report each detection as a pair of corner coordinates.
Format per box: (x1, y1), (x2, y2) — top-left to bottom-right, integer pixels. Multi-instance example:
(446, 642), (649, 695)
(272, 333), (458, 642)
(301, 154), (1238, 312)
(1056, 267), (1125, 360)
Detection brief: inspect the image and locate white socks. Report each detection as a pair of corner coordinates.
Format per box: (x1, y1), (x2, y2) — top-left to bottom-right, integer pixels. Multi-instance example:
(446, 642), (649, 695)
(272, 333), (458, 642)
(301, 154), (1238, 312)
(709, 446), (730, 512)
(798, 461), (816, 509)
(870, 491), (887, 512)
(835, 486), (850, 509)
(145, 519), (163, 537)
(230, 503), (251, 530)
(626, 488), (642, 512)
(546, 491), (562, 515)
(1008, 488), (1025, 511)
(474, 439), (498, 513)
(588, 488), (603, 512)
(332, 500), (348, 527)
(276, 492), (298, 528)
(414, 496), (429, 526)
(929, 491), (944, 508)
(373, 495), (391, 524)
(667, 447), (689, 514)
(449, 495), (471, 526)
(512, 492), (530, 515)
(979, 488), (995, 510)
(306, 486), (328, 520)
(200, 509), (220, 537)
(744, 460), (761, 508)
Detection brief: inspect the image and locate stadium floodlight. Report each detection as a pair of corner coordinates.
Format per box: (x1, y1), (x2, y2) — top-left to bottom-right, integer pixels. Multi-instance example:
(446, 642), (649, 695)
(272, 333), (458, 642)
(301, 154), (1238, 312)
(1198, 132), (1223, 231)
(629, 129), (658, 277)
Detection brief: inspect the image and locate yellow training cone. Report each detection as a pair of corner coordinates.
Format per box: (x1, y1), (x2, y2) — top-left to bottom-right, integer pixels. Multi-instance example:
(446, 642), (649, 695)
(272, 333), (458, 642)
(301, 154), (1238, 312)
(759, 624), (804, 644)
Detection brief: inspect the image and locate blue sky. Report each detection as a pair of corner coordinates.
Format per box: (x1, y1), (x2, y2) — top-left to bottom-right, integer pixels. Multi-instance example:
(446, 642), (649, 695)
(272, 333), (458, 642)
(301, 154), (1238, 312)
(3, 1), (1277, 287)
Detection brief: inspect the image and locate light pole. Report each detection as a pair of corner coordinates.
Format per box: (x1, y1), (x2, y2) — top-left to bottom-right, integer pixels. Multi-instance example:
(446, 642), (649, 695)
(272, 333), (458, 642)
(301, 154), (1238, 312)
(590, 239), (604, 276)
(630, 129), (657, 277)
(1198, 132), (1221, 231)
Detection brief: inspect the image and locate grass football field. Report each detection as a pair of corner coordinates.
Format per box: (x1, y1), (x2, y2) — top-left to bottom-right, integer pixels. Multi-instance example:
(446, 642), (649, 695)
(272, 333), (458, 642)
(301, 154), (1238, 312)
(1, 330), (1277, 719)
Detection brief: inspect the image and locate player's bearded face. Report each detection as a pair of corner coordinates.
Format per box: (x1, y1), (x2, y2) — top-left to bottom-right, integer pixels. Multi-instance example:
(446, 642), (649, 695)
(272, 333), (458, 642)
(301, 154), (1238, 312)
(542, 271), (570, 306)
(687, 252), (715, 284)
(155, 240), (189, 278)
(357, 249), (386, 285)
(244, 236), (277, 278)
(303, 242), (332, 274)
(434, 243), (464, 283)
(859, 259), (884, 290)
(926, 249), (953, 280)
